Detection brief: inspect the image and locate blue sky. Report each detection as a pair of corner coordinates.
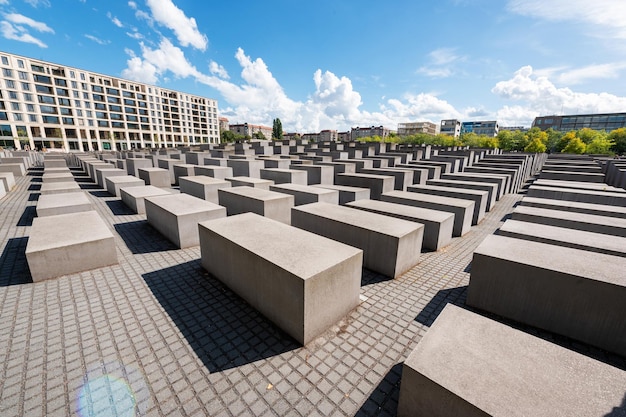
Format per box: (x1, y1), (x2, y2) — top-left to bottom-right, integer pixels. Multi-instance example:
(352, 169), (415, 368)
(1, 0), (626, 133)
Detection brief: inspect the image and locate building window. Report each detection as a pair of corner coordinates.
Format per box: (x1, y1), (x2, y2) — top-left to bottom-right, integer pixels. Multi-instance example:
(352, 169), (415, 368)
(6, 80), (15, 88)
(9, 91), (18, 99)
(70, 70), (75, 78)
(17, 59), (24, 69)
(2, 68), (12, 77)
(29, 114), (37, 122)
(26, 104), (35, 112)
(14, 113), (23, 121)
(11, 102), (20, 111)
(21, 82), (30, 90)
(18, 71), (28, 80)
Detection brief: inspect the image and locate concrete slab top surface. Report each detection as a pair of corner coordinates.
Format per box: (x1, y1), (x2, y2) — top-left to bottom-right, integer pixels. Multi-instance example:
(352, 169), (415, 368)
(220, 186), (291, 201)
(338, 172), (394, 180)
(270, 183), (336, 194)
(513, 205), (626, 228)
(407, 304), (626, 417)
(408, 184), (489, 197)
(225, 176), (272, 184)
(383, 190), (475, 209)
(36, 191), (90, 208)
(200, 213), (362, 279)
(475, 234), (626, 286)
(145, 193), (223, 215)
(312, 184), (370, 193)
(294, 202), (423, 237)
(138, 167), (168, 172)
(520, 196), (626, 217)
(347, 199), (454, 223)
(27, 211), (112, 251)
(105, 175), (143, 183)
(119, 185), (172, 198)
(179, 176), (229, 185)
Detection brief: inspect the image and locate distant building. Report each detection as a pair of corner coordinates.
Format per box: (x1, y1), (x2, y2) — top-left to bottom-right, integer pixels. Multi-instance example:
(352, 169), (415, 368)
(461, 120), (499, 137)
(338, 131), (350, 141)
(350, 126), (394, 141)
(218, 117), (229, 134)
(397, 121), (438, 136)
(0, 50), (219, 151)
(440, 119), (461, 137)
(500, 126), (529, 132)
(229, 123), (273, 139)
(532, 112), (626, 132)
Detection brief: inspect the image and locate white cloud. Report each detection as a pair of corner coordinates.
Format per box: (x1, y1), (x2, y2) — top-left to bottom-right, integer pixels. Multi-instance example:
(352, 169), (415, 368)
(84, 34), (110, 45)
(492, 65), (626, 125)
(128, 1), (137, 9)
(24, 0), (50, 7)
(107, 12), (123, 28)
(508, 0), (626, 38)
(126, 30), (143, 40)
(209, 61), (229, 79)
(554, 63), (626, 85)
(0, 13), (53, 48)
(3, 12), (53, 32)
(0, 0), (9, 5)
(145, 0), (207, 50)
(417, 47), (465, 79)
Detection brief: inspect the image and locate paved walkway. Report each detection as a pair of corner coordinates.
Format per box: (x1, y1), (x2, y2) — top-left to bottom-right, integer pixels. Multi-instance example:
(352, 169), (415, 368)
(0, 165), (623, 416)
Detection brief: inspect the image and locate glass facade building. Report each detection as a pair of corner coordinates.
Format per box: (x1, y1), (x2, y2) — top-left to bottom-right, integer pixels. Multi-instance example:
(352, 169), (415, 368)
(532, 113), (626, 132)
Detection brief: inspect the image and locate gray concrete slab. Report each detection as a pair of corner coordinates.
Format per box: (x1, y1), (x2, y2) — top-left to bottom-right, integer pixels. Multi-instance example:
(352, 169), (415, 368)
(218, 186), (294, 224)
(35, 191), (93, 217)
(120, 185), (173, 214)
(441, 172), (507, 199)
(126, 157), (153, 177)
(292, 202), (423, 278)
(498, 219), (626, 257)
(179, 176), (231, 204)
(407, 185), (487, 225)
(0, 163), (26, 177)
(358, 168), (414, 191)
(511, 205), (626, 237)
(312, 184), (370, 205)
(199, 212), (363, 345)
(269, 183), (339, 205)
(289, 164), (334, 185)
(227, 159), (265, 178)
(335, 173), (395, 200)
(426, 179), (497, 210)
(145, 193), (226, 248)
(398, 304), (626, 417)
(138, 167), (171, 188)
(260, 168), (308, 185)
(26, 210), (118, 282)
(381, 190), (474, 237)
(193, 165), (234, 180)
(467, 234), (626, 357)
(40, 181), (81, 195)
(41, 172), (75, 183)
(346, 199), (453, 251)
(105, 175), (145, 197)
(225, 176), (274, 189)
(519, 196), (626, 219)
(0, 171), (16, 192)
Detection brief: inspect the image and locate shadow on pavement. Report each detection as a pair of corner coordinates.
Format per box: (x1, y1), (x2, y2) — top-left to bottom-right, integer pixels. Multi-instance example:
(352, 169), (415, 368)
(143, 260), (299, 373)
(0, 237), (33, 286)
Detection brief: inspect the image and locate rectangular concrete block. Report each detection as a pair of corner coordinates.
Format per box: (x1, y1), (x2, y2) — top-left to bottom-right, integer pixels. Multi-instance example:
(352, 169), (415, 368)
(199, 212), (363, 345)
(498, 219), (626, 257)
(381, 190), (474, 237)
(427, 179), (498, 210)
(126, 157), (153, 177)
(292, 202), (423, 278)
(179, 176), (231, 204)
(511, 205), (626, 237)
(41, 172), (74, 183)
(270, 183), (339, 206)
(36, 192), (93, 217)
(194, 165), (234, 180)
(407, 184), (487, 225)
(138, 167), (171, 188)
(358, 168), (414, 191)
(312, 184), (370, 205)
(289, 164), (334, 184)
(218, 186), (294, 224)
(95, 167), (126, 188)
(173, 164), (196, 186)
(105, 175), (145, 197)
(335, 173), (395, 200)
(467, 234), (626, 357)
(0, 172), (16, 192)
(346, 199), (453, 251)
(40, 181), (81, 195)
(0, 163), (26, 177)
(398, 304), (626, 417)
(26, 211), (118, 282)
(260, 168), (308, 185)
(120, 185), (172, 214)
(227, 159), (265, 177)
(519, 196), (626, 219)
(527, 185), (626, 207)
(43, 159), (67, 169)
(225, 176), (274, 190)
(145, 193), (227, 248)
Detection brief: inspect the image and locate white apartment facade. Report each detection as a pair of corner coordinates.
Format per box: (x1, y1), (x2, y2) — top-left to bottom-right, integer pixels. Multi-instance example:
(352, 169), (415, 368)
(0, 51), (219, 151)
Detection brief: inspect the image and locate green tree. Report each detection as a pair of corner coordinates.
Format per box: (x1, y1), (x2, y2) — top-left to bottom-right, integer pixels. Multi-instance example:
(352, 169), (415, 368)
(576, 128), (606, 144)
(545, 128), (563, 153)
(556, 131), (577, 152)
(252, 131), (266, 140)
(480, 136), (500, 149)
(524, 137), (547, 153)
(585, 137), (615, 155)
(221, 130), (237, 143)
(562, 136), (586, 154)
(496, 130), (515, 151)
(608, 128), (626, 155)
(272, 118), (283, 141)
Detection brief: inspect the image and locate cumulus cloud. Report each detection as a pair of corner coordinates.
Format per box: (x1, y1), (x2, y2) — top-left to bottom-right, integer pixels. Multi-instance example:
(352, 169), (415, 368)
(507, 0), (626, 38)
(0, 13), (53, 48)
(209, 61), (229, 79)
(126, 29), (143, 40)
(145, 0), (207, 50)
(24, 0), (50, 7)
(492, 65), (626, 125)
(554, 62), (626, 85)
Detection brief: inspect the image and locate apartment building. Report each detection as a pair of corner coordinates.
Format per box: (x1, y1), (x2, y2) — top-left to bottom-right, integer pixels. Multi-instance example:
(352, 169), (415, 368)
(350, 126), (394, 141)
(440, 119), (461, 137)
(228, 123), (273, 139)
(397, 121), (438, 136)
(0, 51), (219, 151)
(532, 113), (626, 132)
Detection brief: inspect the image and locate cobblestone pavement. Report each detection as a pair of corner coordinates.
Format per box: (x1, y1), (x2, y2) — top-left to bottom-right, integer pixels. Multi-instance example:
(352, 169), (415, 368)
(0, 166), (624, 416)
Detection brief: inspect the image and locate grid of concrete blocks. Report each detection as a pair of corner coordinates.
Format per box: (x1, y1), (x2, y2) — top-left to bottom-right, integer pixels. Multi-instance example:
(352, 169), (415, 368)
(0, 142), (625, 416)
